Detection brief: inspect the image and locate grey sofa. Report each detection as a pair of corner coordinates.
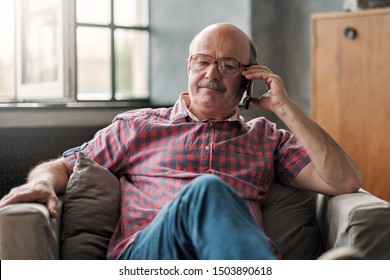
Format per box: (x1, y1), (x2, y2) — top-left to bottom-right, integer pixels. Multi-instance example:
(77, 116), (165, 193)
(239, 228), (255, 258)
(0, 154), (389, 260)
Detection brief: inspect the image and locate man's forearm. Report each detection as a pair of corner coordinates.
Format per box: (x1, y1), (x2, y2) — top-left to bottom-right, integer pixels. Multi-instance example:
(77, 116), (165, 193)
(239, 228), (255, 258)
(27, 157), (71, 195)
(275, 100), (362, 192)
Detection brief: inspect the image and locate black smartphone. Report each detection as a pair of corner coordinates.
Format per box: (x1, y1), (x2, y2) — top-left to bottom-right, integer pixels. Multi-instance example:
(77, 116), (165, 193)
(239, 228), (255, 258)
(244, 79), (254, 110)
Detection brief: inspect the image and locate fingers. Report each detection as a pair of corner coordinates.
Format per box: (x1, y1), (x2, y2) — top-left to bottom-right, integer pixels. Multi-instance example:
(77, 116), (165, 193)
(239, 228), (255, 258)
(0, 183), (59, 218)
(0, 187), (26, 207)
(241, 65), (291, 112)
(243, 64), (287, 94)
(1, 185), (39, 204)
(242, 65), (284, 90)
(46, 197), (59, 218)
(244, 64), (272, 72)
(243, 65), (272, 80)
(247, 94), (270, 108)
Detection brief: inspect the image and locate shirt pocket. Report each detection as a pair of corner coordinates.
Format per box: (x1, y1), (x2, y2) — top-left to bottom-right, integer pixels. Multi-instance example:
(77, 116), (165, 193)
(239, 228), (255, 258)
(214, 143), (273, 189)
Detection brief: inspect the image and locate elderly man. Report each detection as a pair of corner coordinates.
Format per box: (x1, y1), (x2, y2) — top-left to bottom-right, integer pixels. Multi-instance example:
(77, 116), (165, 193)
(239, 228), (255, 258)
(0, 23), (362, 260)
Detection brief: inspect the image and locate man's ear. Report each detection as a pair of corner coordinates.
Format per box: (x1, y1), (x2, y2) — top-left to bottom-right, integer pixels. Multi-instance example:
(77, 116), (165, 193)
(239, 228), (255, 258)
(187, 61), (191, 74)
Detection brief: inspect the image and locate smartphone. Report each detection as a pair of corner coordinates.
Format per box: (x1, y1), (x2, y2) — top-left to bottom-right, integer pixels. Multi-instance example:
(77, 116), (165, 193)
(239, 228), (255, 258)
(244, 79), (254, 110)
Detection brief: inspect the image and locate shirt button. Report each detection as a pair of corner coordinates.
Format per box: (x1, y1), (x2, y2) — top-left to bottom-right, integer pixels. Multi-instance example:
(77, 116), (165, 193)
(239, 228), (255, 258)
(205, 145), (210, 150)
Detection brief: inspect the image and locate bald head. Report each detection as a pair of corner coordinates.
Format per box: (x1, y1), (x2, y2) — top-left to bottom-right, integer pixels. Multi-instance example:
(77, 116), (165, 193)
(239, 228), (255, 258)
(189, 23), (257, 65)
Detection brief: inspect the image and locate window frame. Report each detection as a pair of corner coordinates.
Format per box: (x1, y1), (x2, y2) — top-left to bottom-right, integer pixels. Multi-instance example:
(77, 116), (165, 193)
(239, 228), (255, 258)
(2, 0), (150, 104)
(74, 0), (150, 102)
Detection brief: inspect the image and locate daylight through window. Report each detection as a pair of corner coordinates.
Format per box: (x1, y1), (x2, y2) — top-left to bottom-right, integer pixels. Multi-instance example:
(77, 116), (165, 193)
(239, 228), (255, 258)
(0, 0), (149, 102)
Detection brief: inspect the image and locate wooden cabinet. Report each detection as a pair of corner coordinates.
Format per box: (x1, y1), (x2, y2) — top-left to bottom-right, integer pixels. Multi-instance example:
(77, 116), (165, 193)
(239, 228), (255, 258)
(311, 8), (390, 201)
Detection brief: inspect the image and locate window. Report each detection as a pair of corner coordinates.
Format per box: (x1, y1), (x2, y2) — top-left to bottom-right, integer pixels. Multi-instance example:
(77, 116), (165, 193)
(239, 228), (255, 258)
(0, 0), (149, 102)
(16, 0), (65, 100)
(0, 1), (16, 101)
(76, 0), (149, 101)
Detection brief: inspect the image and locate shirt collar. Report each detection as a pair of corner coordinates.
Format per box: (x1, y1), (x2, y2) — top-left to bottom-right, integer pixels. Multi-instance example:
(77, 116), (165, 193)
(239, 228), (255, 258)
(173, 92), (240, 121)
(169, 93), (249, 129)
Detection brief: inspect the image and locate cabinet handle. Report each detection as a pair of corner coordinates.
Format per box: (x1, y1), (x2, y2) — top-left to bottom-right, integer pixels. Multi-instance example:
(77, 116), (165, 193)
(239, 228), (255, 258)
(344, 27), (357, 39)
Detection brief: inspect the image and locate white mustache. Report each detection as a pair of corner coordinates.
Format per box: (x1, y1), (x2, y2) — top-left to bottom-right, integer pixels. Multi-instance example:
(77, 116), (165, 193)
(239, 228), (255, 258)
(198, 80), (226, 92)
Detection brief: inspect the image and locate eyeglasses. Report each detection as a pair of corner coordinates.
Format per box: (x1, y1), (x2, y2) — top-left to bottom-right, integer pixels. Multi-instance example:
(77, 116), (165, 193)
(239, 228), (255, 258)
(189, 54), (250, 77)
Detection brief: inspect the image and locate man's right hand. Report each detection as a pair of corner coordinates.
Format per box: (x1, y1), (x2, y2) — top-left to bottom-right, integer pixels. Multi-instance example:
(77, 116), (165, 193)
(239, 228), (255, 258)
(0, 157), (71, 218)
(0, 180), (60, 218)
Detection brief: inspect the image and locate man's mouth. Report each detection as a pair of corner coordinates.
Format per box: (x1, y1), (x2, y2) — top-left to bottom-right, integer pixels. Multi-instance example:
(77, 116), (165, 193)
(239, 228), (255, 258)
(198, 80), (226, 92)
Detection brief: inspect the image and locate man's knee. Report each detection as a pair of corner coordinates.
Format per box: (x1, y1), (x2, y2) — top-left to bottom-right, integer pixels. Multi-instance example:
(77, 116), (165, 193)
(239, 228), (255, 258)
(192, 174), (225, 186)
(185, 174), (235, 200)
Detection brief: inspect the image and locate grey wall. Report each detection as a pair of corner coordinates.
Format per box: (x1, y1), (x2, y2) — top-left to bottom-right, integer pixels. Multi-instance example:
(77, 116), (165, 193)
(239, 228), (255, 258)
(149, 0), (251, 105)
(251, 0), (342, 118)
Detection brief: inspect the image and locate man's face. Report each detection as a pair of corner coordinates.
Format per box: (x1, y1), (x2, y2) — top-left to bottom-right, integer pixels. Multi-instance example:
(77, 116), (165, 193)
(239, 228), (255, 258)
(187, 25), (251, 120)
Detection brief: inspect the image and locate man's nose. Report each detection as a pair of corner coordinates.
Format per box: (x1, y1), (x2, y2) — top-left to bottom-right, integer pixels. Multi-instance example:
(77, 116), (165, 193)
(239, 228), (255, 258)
(205, 61), (222, 80)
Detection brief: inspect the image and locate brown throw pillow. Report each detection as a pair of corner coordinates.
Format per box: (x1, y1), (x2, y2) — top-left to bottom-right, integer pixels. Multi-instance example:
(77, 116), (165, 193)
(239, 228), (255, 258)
(61, 152), (120, 259)
(262, 183), (323, 259)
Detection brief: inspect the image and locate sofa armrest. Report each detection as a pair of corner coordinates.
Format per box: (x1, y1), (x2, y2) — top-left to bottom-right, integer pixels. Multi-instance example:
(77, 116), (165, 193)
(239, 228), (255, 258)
(0, 202), (62, 259)
(319, 190), (390, 259)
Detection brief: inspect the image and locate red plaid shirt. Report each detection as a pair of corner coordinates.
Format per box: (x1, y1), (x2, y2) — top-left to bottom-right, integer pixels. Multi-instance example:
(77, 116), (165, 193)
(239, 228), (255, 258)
(64, 93), (310, 259)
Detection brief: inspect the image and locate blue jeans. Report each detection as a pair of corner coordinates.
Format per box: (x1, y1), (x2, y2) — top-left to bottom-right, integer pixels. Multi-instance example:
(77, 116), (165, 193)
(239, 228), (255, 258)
(121, 174), (276, 260)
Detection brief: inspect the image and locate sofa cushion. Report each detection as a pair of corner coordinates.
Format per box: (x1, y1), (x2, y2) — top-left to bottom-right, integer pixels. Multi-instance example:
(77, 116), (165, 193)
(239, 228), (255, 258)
(61, 152), (120, 259)
(261, 183), (323, 259)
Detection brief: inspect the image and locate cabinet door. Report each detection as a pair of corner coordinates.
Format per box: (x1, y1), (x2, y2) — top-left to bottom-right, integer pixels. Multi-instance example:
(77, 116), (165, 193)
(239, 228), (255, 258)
(312, 9), (390, 201)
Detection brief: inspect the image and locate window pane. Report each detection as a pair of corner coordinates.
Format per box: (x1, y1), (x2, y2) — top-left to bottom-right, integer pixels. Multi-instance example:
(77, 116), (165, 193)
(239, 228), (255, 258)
(114, 0), (149, 26)
(76, 0), (110, 25)
(115, 29), (149, 100)
(77, 27), (111, 100)
(21, 0), (60, 84)
(0, 0), (15, 99)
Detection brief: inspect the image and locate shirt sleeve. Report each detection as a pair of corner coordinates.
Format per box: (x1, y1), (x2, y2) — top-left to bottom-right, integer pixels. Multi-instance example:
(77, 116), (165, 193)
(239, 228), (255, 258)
(273, 129), (311, 185)
(63, 118), (131, 174)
